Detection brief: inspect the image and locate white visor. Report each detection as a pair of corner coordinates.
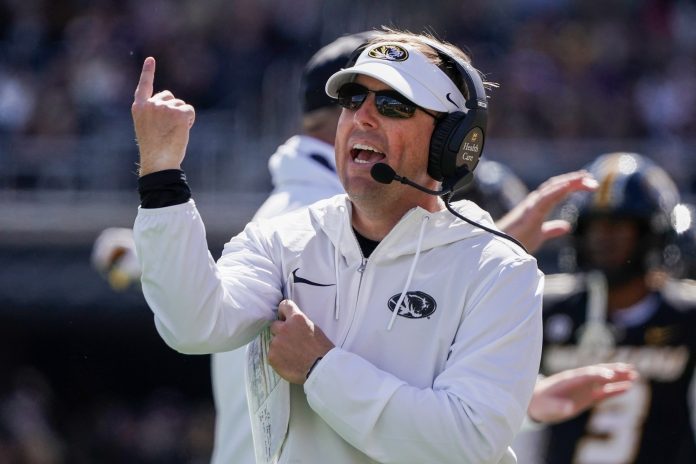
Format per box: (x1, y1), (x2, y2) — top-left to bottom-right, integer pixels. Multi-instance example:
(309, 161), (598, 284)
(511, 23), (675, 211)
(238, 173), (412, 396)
(325, 42), (467, 113)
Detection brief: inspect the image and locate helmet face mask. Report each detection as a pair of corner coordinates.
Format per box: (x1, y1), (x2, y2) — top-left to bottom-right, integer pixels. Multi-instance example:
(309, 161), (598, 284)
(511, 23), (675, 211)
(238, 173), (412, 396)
(560, 152), (680, 282)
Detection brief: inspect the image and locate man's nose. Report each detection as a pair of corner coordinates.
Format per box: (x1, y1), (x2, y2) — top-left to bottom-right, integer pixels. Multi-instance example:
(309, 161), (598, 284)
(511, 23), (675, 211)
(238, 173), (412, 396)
(353, 93), (379, 128)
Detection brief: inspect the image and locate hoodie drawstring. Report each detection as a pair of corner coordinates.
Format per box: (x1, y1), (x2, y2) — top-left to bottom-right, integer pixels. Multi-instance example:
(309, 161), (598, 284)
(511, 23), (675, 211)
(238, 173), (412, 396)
(334, 206), (345, 320)
(387, 215), (430, 331)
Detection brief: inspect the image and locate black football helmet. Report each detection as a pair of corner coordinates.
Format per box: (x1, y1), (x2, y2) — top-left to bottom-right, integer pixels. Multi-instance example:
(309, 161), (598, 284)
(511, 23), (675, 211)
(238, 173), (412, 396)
(558, 152), (681, 283)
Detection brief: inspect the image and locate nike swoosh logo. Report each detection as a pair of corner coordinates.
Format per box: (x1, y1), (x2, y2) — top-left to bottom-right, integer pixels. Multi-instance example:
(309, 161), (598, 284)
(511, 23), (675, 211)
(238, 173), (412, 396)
(291, 268), (334, 287)
(446, 93), (461, 109)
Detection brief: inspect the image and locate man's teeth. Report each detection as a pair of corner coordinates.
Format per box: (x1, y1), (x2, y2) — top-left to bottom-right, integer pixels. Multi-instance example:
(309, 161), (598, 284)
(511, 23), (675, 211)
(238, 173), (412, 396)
(352, 143), (384, 164)
(354, 143), (379, 152)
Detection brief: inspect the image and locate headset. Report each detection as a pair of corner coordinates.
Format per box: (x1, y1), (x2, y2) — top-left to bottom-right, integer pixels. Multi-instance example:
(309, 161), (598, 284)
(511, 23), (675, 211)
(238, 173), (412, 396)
(420, 38), (488, 192)
(344, 37), (488, 192)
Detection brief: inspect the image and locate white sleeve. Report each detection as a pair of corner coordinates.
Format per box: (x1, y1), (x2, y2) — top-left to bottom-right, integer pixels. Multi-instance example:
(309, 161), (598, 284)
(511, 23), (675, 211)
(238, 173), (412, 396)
(304, 258), (544, 464)
(133, 200), (282, 354)
(519, 374), (547, 432)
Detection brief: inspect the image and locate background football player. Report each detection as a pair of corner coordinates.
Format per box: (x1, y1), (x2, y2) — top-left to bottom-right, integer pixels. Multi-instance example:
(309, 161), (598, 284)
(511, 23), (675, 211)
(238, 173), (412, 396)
(540, 152), (696, 464)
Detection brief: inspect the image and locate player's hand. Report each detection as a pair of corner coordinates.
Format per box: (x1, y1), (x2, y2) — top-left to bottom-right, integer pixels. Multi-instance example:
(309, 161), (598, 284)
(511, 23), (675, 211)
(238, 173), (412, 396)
(268, 300), (334, 384)
(131, 57), (196, 176)
(496, 170), (598, 253)
(528, 363), (638, 424)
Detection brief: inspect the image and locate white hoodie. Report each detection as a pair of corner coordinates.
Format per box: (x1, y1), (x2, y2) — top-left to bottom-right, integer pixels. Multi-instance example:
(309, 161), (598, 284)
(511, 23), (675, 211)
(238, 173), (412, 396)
(134, 190), (543, 463)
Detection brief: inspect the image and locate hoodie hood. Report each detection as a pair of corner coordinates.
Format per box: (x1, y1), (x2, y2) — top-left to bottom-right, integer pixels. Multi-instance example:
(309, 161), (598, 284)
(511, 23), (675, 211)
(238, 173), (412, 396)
(311, 195), (509, 263)
(309, 195), (527, 330)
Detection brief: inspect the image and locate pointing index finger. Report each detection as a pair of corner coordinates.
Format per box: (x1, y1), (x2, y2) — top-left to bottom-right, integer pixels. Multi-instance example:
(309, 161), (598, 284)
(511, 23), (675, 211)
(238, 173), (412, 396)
(134, 57), (156, 104)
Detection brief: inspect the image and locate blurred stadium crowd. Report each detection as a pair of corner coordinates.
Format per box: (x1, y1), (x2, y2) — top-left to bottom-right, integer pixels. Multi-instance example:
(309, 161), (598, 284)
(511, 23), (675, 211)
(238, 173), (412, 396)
(1, 0), (696, 462)
(1, 0), (695, 192)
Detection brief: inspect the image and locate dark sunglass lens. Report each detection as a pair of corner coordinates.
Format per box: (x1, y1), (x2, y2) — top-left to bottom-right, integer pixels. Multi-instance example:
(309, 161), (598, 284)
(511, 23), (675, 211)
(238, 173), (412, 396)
(337, 84), (367, 110)
(337, 84), (419, 118)
(375, 94), (417, 118)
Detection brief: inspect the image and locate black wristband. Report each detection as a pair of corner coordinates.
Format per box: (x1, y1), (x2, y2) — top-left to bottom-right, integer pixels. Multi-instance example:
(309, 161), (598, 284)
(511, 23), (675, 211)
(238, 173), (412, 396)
(306, 356), (324, 379)
(138, 169), (191, 208)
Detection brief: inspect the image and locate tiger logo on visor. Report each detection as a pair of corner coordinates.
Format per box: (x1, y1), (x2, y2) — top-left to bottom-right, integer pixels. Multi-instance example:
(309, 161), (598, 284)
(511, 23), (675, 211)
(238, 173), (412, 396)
(367, 44), (409, 61)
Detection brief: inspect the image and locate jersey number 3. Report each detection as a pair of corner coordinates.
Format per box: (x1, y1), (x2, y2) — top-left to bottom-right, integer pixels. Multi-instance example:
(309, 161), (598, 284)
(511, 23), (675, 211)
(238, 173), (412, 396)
(574, 380), (650, 464)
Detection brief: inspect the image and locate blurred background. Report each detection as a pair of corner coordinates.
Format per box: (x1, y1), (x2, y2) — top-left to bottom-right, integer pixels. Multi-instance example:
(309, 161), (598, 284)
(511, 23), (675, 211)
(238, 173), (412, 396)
(1, 0), (695, 462)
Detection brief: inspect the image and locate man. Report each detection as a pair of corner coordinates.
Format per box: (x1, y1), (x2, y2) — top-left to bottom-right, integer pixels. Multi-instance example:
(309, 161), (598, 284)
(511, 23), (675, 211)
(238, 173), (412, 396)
(95, 30), (636, 462)
(132, 28), (544, 463)
(540, 152), (696, 463)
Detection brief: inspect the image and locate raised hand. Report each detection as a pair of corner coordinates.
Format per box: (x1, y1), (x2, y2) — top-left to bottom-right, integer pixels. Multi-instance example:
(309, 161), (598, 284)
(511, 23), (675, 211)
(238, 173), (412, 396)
(496, 170), (598, 253)
(131, 57), (196, 176)
(528, 363), (638, 424)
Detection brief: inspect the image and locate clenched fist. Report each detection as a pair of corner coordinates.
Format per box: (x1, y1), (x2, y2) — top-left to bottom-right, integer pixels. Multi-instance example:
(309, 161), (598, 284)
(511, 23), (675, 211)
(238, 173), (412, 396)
(268, 300), (334, 384)
(131, 57), (196, 176)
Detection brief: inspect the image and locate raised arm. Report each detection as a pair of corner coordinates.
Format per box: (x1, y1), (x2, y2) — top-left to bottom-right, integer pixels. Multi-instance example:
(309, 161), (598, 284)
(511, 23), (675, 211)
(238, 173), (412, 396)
(131, 59), (277, 354)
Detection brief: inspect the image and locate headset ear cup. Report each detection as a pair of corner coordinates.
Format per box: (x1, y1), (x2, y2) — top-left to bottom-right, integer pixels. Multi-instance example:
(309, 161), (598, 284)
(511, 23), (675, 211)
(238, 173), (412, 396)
(428, 112), (467, 181)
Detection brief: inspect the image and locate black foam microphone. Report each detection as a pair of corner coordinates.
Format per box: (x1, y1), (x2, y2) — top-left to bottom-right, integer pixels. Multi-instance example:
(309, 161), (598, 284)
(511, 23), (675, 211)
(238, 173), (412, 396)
(370, 163), (451, 196)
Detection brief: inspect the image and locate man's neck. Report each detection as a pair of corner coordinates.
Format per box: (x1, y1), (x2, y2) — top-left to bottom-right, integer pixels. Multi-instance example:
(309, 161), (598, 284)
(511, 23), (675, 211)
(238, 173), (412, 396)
(350, 195), (444, 241)
(351, 204), (402, 241)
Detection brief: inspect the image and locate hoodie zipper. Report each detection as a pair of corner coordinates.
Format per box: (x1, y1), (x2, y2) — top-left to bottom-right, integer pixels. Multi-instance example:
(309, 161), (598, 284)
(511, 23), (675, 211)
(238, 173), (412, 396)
(358, 257), (367, 273)
(338, 239), (368, 347)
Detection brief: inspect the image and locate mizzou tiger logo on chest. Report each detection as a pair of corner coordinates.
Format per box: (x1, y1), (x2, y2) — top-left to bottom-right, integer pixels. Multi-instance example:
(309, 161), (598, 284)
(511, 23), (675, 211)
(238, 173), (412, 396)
(387, 291), (437, 319)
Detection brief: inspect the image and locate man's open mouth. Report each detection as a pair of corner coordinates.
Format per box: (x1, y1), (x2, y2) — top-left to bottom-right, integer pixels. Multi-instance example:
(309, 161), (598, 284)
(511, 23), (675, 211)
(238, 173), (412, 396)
(351, 143), (385, 164)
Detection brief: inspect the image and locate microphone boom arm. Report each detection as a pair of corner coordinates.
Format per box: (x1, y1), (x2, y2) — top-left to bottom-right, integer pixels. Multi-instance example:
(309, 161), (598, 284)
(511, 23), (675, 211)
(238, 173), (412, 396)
(370, 163), (450, 196)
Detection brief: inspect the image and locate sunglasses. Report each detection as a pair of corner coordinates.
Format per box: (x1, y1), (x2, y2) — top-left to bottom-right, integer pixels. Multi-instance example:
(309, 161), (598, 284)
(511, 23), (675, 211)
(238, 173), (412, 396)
(336, 83), (437, 119)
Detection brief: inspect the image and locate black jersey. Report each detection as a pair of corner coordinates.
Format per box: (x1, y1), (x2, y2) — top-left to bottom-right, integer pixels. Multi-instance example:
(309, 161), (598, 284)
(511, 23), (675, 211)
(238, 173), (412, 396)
(540, 274), (696, 464)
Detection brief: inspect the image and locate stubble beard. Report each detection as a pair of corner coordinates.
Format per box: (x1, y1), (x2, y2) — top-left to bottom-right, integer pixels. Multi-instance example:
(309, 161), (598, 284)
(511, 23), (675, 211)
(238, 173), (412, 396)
(345, 179), (399, 215)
